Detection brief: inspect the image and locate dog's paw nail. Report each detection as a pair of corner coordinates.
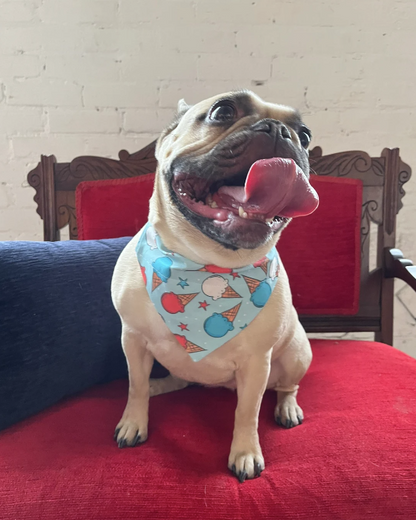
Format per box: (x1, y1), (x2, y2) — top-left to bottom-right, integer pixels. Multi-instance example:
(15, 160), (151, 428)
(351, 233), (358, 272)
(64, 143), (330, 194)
(254, 461), (263, 477)
(113, 427), (121, 441)
(297, 415), (303, 425)
(117, 438), (127, 449)
(285, 419), (293, 429)
(132, 431), (141, 446)
(231, 464), (236, 475)
(275, 416), (282, 426)
(238, 471), (248, 483)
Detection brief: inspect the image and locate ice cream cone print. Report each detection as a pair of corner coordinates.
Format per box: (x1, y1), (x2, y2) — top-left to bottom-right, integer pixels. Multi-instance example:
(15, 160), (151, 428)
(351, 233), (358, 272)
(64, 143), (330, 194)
(174, 334), (205, 353)
(243, 275), (261, 294)
(222, 285), (241, 298)
(253, 256), (269, 274)
(152, 272), (163, 291)
(184, 340), (205, 353)
(259, 259), (269, 274)
(221, 302), (241, 323)
(178, 293), (199, 306)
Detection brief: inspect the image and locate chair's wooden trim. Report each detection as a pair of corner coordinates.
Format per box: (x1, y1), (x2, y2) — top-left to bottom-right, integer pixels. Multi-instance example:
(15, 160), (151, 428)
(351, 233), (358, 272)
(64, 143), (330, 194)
(385, 248), (416, 292)
(375, 149), (401, 345)
(55, 141), (157, 191)
(301, 315), (380, 333)
(27, 155), (59, 241)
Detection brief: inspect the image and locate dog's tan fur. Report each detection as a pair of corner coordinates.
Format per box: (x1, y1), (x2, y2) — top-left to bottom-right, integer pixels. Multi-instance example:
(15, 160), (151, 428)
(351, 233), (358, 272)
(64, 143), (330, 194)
(112, 91), (312, 481)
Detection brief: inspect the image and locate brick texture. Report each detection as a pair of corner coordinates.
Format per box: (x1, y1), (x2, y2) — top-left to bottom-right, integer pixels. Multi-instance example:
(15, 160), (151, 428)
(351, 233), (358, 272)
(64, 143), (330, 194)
(0, 0), (415, 355)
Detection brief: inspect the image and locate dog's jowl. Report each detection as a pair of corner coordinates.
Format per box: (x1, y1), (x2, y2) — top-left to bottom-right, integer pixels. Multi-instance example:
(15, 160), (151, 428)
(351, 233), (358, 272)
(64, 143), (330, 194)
(111, 91), (319, 483)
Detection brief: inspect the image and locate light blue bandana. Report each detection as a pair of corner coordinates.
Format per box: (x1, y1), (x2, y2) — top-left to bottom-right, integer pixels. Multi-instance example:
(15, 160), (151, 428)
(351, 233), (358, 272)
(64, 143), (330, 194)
(136, 223), (279, 362)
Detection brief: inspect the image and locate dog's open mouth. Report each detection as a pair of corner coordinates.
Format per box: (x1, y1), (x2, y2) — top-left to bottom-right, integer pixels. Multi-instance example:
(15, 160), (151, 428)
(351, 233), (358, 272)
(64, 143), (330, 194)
(172, 157), (319, 231)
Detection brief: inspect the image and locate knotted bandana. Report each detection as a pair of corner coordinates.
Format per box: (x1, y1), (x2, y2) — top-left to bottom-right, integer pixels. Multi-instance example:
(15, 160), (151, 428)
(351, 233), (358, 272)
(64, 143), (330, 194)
(136, 223), (279, 362)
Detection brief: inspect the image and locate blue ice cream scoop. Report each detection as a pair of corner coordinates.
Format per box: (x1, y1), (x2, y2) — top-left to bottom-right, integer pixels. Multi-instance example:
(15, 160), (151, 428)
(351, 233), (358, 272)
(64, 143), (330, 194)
(204, 313), (234, 338)
(152, 257), (173, 282)
(250, 280), (272, 308)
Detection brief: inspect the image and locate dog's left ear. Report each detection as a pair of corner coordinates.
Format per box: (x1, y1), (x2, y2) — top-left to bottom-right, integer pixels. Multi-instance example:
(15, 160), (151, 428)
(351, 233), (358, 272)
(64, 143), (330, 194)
(156, 99), (192, 160)
(177, 98), (191, 115)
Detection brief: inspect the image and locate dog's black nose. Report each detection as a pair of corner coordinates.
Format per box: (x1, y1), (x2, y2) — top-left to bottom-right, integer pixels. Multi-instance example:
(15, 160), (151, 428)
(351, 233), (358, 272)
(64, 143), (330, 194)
(252, 119), (292, 140)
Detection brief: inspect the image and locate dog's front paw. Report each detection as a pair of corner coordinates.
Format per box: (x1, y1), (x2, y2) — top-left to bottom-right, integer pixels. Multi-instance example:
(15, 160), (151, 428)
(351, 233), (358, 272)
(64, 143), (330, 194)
(228, 444), (265, 483)
(275, 395), (304, 429)
(114, 415), (148, 448)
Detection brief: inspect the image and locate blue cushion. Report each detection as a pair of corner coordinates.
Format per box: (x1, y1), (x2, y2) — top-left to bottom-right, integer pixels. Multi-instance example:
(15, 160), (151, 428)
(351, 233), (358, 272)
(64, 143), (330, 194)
(0, 238), (132, 430)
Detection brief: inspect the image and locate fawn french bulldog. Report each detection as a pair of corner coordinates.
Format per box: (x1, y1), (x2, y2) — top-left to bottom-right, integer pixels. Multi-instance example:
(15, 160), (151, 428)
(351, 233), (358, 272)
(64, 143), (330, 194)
(112, 91), (318, 482)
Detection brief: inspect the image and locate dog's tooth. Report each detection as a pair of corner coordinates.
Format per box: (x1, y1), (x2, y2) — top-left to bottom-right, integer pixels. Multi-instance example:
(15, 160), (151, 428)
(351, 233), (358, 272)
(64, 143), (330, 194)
(210, 200), (218, 208)
(265, 217), (273, 223)
(206, 193), (213, 205)
(238, 206), (248, 219)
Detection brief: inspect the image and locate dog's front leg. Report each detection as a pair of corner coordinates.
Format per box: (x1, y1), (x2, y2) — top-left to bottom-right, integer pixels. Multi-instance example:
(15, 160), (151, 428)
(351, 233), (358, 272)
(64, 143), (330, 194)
(228, 351), (272, 483)
(114, 326), (154, 448)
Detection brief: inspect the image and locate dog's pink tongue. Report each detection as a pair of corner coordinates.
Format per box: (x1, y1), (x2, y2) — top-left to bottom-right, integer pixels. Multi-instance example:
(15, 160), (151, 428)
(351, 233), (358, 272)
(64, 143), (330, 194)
(218, 158), (319, 218)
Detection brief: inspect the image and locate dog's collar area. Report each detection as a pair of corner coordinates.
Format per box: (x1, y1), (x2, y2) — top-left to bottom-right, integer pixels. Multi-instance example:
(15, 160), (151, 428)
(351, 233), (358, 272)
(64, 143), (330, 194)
(136, 223), (280, 362)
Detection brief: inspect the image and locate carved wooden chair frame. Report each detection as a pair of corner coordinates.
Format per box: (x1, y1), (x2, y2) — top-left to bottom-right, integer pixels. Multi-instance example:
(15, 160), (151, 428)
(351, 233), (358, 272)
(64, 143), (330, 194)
(27, 143), (416, 346)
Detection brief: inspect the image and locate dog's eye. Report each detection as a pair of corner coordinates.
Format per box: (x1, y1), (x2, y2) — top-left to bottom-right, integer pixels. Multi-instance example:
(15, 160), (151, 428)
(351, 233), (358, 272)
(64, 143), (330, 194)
(298, 130), (311, 148)
(209, 103), (236, 123)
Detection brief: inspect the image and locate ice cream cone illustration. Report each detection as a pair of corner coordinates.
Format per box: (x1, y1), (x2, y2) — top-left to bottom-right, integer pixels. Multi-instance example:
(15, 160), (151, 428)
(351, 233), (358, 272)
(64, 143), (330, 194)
(174, 334), (206, 353)
(222, 285), (241, 298)
(152, 272), (163, 291)
(202, 275), (241, 300)
(253, 256), (269, 274)
(178, 293), (198, 306)
(204, 303), (241, 338)
(259, 260), (269, 274)
(221, 302), (241, 322)
(161, 292), (199, 313)
(243, 275), (261, 294)
(151, 257), (173, 291)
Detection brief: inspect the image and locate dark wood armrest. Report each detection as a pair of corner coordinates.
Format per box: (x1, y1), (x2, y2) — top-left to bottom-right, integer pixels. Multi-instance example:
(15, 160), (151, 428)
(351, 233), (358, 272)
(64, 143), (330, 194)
(384, 248), (416, 292)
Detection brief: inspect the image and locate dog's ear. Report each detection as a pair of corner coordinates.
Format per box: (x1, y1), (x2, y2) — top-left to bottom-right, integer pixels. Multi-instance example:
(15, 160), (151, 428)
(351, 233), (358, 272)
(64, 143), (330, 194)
(177, 98), (191, 115)
(160, 99), (191, 139)
(156, 99), (192, 160)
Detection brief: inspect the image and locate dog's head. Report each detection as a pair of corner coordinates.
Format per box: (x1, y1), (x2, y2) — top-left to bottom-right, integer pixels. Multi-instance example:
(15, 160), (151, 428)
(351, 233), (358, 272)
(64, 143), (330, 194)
(153, 90), (318, 252)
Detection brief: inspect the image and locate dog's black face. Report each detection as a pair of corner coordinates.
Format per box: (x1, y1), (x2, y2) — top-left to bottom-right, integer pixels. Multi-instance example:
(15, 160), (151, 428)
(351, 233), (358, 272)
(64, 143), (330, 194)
(158, 91), (316, 250)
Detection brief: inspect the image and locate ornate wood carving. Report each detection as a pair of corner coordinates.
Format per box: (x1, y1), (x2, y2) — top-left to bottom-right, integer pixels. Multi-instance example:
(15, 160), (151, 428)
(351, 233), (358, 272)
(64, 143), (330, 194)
(27, 155), (58, 240)
(55, 141), (158, 192)
(397, 158), (412, 213)
(310, 150), (384, 186)
(56, 191), (77, 239)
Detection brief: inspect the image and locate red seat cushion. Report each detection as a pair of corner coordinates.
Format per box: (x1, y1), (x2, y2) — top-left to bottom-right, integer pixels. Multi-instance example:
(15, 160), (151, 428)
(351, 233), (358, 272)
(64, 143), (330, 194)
(1, 340), (415, 520)
(76, 175), (362, 315)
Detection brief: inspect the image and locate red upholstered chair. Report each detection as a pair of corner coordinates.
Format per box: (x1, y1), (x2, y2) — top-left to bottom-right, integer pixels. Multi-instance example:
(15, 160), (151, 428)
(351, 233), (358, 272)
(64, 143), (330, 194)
(2, 144), (415, 519)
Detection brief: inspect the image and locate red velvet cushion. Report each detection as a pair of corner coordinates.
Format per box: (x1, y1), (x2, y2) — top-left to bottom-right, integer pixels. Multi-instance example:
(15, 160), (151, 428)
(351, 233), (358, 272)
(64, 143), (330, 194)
(76, 175), (362, 315)
(76, 175), (155, 241)
(278, 176), (362, 315)
(1, 340), (415, 520)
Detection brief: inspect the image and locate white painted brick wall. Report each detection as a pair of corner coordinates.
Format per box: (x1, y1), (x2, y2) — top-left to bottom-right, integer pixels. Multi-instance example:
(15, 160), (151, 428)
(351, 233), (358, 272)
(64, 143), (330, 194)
(0, 0), (415, 355)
